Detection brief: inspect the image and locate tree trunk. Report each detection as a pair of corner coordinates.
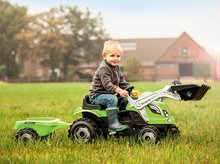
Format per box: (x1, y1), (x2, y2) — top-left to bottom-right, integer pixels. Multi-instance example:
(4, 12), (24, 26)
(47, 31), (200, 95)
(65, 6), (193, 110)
(63, 54), (69, 81)
(50, 51), (57, 82)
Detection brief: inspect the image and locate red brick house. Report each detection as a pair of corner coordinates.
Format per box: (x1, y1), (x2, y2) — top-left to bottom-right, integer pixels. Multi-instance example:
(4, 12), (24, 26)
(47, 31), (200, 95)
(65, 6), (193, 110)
(19, 32), (219, 81)
(117, 32), (218, 81)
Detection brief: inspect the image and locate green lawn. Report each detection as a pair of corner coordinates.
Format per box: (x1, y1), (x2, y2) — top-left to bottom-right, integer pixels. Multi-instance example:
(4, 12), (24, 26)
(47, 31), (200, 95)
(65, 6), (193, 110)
(0, 82), (219, 163)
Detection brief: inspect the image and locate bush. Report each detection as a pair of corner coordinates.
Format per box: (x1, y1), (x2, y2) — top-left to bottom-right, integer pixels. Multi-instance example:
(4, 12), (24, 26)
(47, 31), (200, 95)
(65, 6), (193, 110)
(123, 57), (142, 81)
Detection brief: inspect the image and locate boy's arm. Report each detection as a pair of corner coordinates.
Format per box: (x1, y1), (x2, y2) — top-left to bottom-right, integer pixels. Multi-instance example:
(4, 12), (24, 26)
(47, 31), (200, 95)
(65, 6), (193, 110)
(119, 71), (137, 97)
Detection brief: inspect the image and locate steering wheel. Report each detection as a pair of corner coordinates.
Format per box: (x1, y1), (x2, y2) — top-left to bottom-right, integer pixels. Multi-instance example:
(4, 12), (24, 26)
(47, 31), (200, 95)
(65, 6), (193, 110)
(124, 86), (134, 95)
(116, 86), (134, 98)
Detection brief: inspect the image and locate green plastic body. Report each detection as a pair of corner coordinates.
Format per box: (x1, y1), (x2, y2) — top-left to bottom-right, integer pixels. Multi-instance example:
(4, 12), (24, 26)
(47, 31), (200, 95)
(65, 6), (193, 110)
(14, 101), (175, 137)
(14, 117), (70, 137)
(146, 101), (176, 124)
(74, 101), (176, 125)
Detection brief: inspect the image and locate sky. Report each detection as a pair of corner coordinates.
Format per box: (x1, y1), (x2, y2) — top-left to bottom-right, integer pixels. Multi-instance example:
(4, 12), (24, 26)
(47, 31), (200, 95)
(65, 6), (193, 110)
(9, 0), (220, 53)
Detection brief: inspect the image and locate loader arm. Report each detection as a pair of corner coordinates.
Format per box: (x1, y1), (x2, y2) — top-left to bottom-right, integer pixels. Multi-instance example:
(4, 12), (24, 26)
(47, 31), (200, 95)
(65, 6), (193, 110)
(127, 84), (211, 110)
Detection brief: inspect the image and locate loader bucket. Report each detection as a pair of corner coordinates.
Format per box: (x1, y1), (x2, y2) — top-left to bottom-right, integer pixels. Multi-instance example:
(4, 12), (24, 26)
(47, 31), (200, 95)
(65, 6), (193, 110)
(192, 85), (211, 100)
(171, 84), (211, 101)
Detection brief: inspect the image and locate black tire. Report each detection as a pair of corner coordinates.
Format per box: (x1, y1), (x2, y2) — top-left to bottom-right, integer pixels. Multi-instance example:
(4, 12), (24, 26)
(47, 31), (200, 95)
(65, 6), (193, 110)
(16, 128), (38, 142)
(138, 126), (160, 145)
(167, 124), (180, 138)
(68, 118), (98, 143)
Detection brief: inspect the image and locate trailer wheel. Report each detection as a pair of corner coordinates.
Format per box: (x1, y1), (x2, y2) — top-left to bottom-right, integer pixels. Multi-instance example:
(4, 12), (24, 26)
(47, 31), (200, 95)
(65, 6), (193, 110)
(68, 118), (98, 143)
(16, 128), (38, 142)
(138, 126), (159, 145)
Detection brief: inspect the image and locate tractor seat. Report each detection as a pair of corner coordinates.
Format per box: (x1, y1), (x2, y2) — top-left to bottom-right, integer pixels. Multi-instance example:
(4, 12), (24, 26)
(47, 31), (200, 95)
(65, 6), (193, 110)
(82, 95), (106, 110)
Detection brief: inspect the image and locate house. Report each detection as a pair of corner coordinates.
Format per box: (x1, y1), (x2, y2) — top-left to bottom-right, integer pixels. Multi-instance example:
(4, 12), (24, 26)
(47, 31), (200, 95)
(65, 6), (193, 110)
(117, 32), (218, 81)
(19, 32), (219, 82)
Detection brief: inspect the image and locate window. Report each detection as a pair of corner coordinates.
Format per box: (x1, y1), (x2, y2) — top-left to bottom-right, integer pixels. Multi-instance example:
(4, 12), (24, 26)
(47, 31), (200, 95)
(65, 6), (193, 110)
(182, 47), (188, 56)
(157, 63), (175, 69)
(120, 42), (136, 51)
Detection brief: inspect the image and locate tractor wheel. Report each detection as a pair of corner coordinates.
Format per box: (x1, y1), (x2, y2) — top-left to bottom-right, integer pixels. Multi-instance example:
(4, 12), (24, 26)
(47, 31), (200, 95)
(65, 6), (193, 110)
(16, 128), (38, 142)
(167, 124), (180, 138)
(68, 118), (98, 143)
(138, 126), (160, 145)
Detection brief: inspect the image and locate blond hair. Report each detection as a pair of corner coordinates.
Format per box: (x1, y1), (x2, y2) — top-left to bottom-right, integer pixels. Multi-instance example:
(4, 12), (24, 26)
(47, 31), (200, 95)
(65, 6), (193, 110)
(102, 40), (123, 57)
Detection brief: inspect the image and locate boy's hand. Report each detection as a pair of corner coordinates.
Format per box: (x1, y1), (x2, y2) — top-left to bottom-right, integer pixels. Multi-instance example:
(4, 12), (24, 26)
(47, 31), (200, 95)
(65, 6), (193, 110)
(115, 88), (129, 97)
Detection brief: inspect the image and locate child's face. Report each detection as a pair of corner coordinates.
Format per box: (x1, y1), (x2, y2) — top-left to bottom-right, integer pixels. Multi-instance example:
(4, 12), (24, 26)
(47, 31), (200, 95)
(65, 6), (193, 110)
(104, 49), (122, 66)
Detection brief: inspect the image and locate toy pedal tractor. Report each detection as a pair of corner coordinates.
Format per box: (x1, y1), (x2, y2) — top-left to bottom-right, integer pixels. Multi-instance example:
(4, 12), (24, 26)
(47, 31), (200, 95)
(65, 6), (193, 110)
(14, 81), (211, 144)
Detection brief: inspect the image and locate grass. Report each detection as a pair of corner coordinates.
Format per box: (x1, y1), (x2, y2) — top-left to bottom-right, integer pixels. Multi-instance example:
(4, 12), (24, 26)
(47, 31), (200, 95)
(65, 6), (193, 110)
(0, 82), (219, 163)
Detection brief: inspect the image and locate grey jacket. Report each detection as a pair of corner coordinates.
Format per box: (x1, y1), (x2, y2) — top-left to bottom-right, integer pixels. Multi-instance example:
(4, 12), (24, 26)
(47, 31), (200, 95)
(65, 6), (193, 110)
(89, 60), (131, 96)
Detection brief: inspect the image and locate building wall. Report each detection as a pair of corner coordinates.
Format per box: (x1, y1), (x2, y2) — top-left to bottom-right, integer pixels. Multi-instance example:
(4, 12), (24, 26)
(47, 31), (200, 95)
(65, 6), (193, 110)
(156, 63), (179, 79)
(210, 63), (217, 80)
(158, 33), (213, 63)
(142, 67), (156, 81)
(157, 33), (216, 80)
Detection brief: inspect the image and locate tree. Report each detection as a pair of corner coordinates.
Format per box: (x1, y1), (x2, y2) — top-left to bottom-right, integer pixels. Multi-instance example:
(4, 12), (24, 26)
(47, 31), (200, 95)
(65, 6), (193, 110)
(15, 6), (109, 81)
(0, 0), (27, 79)
(63, 6), (109, 80)
(15, 8), (69, 81)
(34, 8), (70, 81)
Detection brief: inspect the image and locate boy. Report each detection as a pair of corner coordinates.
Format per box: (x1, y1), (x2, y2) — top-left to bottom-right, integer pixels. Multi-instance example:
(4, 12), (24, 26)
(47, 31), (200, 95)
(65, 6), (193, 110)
(89, 40), (134, 132)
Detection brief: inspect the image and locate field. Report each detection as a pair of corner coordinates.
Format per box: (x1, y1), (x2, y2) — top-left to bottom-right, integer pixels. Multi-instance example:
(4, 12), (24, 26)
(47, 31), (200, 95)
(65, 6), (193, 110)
(0, 82), (219, 163)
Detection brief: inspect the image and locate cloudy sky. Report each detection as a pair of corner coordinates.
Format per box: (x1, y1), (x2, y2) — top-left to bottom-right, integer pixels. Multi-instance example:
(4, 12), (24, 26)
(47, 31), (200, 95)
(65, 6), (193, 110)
(10, 0), (220, 52)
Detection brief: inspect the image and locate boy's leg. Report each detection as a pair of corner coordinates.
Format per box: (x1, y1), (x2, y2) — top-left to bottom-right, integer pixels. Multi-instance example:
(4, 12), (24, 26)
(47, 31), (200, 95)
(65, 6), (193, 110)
(90, 94), (128, 132)
(106, 108), (128, 132)
(117, 96), (128, 111)
(90, 94), (118, 108)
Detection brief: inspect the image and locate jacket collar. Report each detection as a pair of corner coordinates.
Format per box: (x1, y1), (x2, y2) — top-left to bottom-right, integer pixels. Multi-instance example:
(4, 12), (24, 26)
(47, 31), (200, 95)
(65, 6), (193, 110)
(104, 59), (116, 68)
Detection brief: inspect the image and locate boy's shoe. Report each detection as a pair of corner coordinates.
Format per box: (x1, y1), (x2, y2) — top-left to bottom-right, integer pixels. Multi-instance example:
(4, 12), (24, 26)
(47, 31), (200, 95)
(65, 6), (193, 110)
(106, 108), (129, 134)
(108, 125), (128, 135)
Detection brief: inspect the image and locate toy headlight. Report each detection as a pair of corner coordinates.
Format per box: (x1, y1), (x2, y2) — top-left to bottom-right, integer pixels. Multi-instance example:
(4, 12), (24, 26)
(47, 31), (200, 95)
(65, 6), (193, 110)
(167, 118), (172, 123)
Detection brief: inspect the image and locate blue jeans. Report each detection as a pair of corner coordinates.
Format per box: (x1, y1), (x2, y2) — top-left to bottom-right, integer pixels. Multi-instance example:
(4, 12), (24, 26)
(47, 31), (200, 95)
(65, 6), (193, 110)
(90, 94), (118, 108)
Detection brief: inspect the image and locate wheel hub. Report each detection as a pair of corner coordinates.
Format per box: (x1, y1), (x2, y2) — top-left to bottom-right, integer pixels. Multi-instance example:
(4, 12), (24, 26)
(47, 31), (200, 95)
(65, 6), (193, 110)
(21, 133), (33, 140)
(74, 127), (91, 142)
(141, 131), (156, 143)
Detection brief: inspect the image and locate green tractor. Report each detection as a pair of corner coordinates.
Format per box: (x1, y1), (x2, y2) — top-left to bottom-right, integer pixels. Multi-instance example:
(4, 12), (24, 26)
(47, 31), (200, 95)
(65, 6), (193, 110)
(14, 81), (210, 144)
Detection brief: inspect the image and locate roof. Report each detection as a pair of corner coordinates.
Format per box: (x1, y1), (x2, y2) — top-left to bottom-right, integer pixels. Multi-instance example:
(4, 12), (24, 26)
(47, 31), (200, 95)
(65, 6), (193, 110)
(117, 38), (176, 66)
